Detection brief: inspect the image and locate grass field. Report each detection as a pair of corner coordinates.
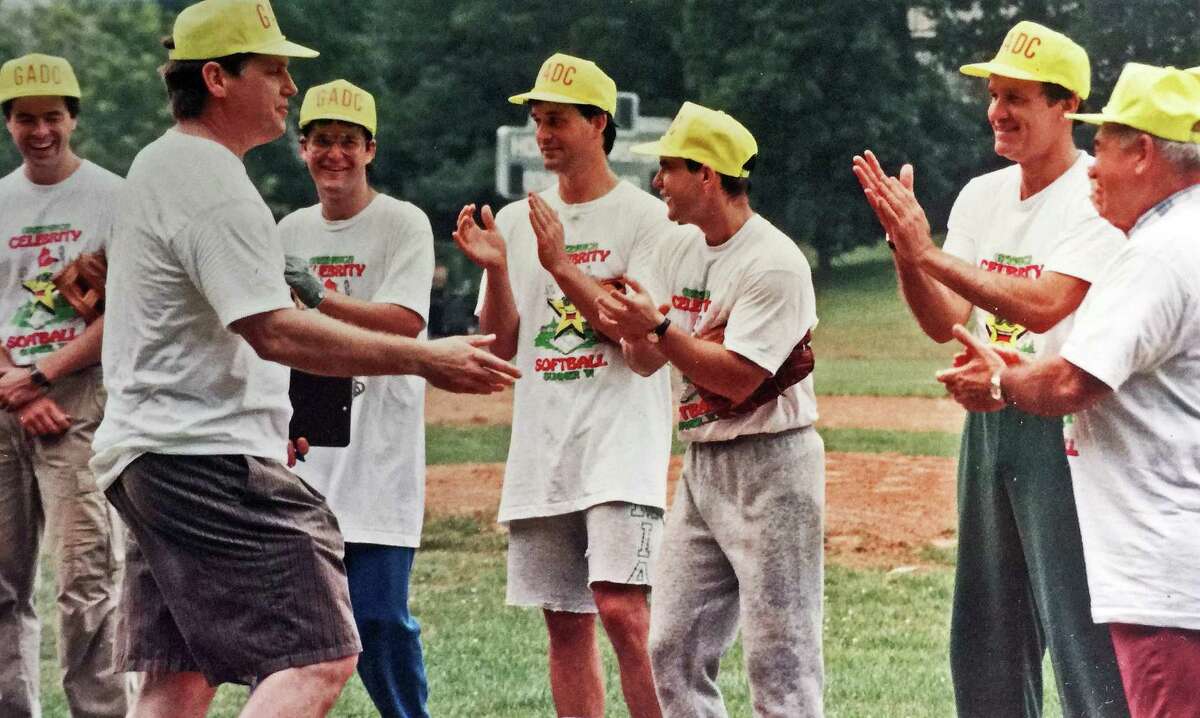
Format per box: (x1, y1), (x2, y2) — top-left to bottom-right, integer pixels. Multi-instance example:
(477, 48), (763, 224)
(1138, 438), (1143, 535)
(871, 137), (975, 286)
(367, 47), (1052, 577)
(814, 245), (958, 397)
(32, 248), (1069, 716)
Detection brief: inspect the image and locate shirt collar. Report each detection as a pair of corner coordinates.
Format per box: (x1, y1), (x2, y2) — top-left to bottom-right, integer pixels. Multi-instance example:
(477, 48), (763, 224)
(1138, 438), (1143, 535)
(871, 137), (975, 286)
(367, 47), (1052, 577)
(1130, 183), (1200, 237)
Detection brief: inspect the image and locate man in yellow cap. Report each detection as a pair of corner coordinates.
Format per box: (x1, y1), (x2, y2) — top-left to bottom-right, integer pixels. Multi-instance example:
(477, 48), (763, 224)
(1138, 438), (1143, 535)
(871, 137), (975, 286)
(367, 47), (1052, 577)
(596, 101), (823, 717)
(937, 62), (1200, 718)
(453, 52), (679, 718)
(279, 78), (434, 718)
(0, 52), (129, 718)
(852, 20), (1128, 717)
(90, 2), (517, 716)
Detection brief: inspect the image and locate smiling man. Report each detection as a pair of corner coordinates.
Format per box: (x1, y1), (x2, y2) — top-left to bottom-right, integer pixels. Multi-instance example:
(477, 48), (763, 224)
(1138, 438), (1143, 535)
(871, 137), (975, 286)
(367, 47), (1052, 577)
(278, 79), (435, 718)
(91, 2), (517, 717)
(0, 52), (128, 718)
(937, 63), (1200, 718)
(852, 20), (1128, 718)
(598, 101), (822, 717)
(453, 53), (680, 718)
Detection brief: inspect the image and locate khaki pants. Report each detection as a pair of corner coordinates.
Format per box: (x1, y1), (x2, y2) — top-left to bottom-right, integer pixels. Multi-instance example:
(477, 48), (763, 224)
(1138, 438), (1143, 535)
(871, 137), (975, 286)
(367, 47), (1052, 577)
(0, 365), (128, 718)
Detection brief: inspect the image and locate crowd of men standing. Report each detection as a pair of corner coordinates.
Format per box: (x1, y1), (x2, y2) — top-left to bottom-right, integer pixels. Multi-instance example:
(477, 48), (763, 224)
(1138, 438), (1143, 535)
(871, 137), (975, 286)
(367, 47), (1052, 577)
(0, 1), (1197, 717)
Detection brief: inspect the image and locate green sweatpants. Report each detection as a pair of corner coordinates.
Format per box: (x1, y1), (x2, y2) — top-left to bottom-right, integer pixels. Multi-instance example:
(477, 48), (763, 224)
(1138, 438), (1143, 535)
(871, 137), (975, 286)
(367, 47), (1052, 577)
(950, 407), (1127, 718)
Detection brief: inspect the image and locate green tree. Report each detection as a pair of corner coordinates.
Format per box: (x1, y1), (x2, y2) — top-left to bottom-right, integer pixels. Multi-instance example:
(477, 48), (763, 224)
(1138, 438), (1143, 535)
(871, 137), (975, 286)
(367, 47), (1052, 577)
(678, 0), (974, 270)
(0, 0), (170, 176)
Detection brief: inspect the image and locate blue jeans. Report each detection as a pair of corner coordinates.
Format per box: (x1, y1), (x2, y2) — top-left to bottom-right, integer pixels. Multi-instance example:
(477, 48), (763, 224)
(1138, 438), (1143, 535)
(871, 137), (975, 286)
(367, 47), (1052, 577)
(344, 543), (429, 718)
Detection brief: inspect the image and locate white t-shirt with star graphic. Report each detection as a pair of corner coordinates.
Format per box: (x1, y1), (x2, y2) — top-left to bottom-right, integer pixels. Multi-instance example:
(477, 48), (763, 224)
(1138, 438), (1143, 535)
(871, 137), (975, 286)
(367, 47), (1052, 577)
(943, 151), (1124, 359)
(0, 160), (121, 366)
(652, 213), (818, 443)
(478, 180), (682, 522)
(279, 194), (434, 547)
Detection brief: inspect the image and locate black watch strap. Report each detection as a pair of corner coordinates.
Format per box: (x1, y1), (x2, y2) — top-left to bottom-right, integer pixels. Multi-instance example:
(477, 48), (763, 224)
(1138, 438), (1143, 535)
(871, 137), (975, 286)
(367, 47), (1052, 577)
(652, 316), (671, 338)
(29, 366), (51, 389)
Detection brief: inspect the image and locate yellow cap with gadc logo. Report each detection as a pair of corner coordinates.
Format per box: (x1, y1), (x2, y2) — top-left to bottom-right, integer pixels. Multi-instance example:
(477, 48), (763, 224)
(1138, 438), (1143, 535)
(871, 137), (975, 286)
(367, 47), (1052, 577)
(631, 101), (758, 178)
(0, 54), (81, 104)
(168, 0), (318, 61)
(508, 53), (617, 115)
(960, 20), (1090, 99)
(1066, 63), (1200, 144)
(300, 80), (376, 135)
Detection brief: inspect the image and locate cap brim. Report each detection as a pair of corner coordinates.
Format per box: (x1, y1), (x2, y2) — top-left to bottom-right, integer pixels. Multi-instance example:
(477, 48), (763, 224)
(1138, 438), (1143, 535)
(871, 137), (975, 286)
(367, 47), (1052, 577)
(629, 140), (666, 157)
(959, 61), (1044, 84)
(255, 39), (319, 59)
(508, 90), (592, 107)
(300, 112), (375, 135)
(1063, 112), (1113, 127)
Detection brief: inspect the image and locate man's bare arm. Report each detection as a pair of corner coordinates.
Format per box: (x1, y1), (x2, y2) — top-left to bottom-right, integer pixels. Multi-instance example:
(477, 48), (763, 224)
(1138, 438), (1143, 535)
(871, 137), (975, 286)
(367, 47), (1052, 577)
(0, 318), (105, 411)
(893, 253), (974, 343)
(316, 293), (425, 337)
(915, 253), (1091, 334)
(937, 324), (1111, 416)
(452, 203), (519, 359)
(855, 150), (1088, 339)
(231, 308), (519, 394)
(528, 193), (623, 343)
(597, 280), (767, 403)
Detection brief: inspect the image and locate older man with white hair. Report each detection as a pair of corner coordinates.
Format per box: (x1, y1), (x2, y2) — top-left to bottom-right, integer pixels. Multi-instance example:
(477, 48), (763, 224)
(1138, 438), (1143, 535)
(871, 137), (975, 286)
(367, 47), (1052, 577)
(938, 63), (1200, 717)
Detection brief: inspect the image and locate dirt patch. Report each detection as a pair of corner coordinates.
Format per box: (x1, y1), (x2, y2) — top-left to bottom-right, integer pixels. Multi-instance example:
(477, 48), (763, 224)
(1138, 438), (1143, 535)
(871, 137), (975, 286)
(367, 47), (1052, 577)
(425, 387), (964, 434)
(816, 395), (964, 434)
(426, 451), (957, 570)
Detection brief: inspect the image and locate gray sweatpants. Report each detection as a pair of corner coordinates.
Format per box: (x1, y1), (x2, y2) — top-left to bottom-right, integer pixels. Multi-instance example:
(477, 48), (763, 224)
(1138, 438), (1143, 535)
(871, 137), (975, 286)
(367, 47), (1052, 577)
(649, 425), (825, 717)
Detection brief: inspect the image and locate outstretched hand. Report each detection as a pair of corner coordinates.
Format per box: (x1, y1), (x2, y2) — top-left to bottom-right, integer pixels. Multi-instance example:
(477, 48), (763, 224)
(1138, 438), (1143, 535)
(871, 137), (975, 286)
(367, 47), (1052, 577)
(452, 204), (507, 271)
(936, 324), (1022, 412)
(851, 150), (932, 261)
(595, 277), (663, 341)
(421, 334), (521, 394)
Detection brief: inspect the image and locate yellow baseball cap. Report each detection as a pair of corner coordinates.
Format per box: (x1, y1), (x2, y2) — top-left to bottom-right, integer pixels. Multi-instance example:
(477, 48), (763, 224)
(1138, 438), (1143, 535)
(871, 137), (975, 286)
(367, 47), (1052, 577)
(1066, 63), (1200, 144)
(168, 0), (318, 61)
(300, 80), (376, 135)
(0, 54), (81, 104)
(631, 101), (758, 178)
(960, 20), (1090, 99)
(508, 53), (616, 115)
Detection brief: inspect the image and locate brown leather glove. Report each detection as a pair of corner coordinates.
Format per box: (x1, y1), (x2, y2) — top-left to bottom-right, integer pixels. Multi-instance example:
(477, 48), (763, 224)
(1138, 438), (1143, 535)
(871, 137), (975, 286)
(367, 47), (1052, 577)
(52, 251), (107, 324)
(695, 328), (814, 419)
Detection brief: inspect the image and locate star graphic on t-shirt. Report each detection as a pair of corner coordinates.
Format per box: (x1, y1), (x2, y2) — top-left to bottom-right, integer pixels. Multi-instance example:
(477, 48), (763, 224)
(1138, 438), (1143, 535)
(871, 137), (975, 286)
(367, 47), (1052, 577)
(22, 277), (57, 311)
(547, 297), (587, 339)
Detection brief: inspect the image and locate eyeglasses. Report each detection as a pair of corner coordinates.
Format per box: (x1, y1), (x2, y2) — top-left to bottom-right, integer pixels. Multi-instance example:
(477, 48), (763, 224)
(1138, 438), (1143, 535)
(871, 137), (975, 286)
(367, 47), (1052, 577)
(307, 133), (368, 152)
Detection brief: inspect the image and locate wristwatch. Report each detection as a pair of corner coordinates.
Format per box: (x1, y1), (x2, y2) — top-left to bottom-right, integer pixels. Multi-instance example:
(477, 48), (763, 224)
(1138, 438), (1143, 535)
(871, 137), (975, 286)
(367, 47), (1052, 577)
(989, 368), (1005, 403)
(647, 315), (671, 344)
(29, 365), (51, 390)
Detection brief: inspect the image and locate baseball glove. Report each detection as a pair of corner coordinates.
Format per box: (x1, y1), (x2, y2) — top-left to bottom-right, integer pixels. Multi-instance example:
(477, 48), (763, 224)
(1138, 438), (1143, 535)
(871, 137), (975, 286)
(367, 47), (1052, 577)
(695, 328), (814, 419)
(52, 251), (107, 324)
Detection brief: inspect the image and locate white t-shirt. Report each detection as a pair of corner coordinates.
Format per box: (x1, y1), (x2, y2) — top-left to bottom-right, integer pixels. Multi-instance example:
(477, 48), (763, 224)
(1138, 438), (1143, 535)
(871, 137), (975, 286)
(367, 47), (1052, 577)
(944, 152), (1124, 359)
(0, 161), (121, 365)
(1059, 185), (1200, 630)
(91, 130), (294, 490)
(653, 213), (818, 443)
(279, 194), (433, 547)
(478, 180), (679, 522)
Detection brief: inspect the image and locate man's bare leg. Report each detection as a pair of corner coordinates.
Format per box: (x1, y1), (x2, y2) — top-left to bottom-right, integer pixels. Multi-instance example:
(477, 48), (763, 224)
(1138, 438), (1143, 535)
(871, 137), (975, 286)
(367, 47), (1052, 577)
(129, 672), (216, 718)
(544, 609), (604, 718)
(594, 582), (662, 718)
(239, 655), (358, 718)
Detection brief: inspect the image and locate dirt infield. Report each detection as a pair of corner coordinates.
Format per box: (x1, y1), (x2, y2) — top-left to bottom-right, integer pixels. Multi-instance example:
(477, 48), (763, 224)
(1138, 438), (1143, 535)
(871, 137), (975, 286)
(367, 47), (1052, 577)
(426, 387), (965, 433)
(425, 388), (960, 569)
(425, 452), (958, 570)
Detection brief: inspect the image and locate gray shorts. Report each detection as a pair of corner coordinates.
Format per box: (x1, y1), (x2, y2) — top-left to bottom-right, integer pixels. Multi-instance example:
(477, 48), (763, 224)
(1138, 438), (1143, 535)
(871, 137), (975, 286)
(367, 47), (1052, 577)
(506, 501), (664, 613)
(104, 453), (361, 686)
